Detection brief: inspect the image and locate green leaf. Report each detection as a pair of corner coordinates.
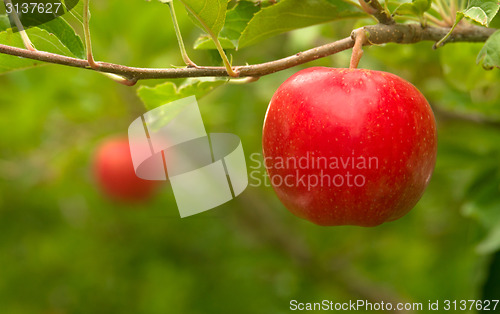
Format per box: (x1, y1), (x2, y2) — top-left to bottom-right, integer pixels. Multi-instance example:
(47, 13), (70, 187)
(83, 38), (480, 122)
(393, 0), (431, 17)
(222, 1), (260, 44)
(177, 0), (236, 76)
(194, 0), (260, 50)
(37, 18), (85, 59)
(453, 123), (500, 255)
(477, 226), (500, 254)
(137, 78), (227, 111)
(178, 0), (228, 36)
(238, 0), (366, 49)
(0, 14), (10, 32)
(0, 14), (84, 58)
(0, 26), (75, 75)
(440, 42), (500, 91)
(462, 0), (500, 27)
(194, 35), (236, 49)
(462, 165), (500, 254)
(62, 0), (85, 25)
(437, 0), (499, 48)
(477, 29), (500, 69)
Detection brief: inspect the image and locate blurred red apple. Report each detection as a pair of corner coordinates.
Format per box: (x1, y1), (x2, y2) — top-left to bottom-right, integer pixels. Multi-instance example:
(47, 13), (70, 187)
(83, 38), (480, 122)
(262, 67), (437, 227)
(93, 137), (160, 202)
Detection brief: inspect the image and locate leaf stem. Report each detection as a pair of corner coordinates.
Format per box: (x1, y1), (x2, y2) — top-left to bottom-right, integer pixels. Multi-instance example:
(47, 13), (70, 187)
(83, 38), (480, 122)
(178, 0), (238, 77)
(458, 0), (466, 11)
(83, 0), (99, 69)
(165, 1), (198, 67)
(424, 12), (449, 27)
(434, 14), (463, 48)
(450, 0), (458, 17)
(434, 0), (452, 25)
(212, 34), (239, 77)
(4, 0), (36, 51)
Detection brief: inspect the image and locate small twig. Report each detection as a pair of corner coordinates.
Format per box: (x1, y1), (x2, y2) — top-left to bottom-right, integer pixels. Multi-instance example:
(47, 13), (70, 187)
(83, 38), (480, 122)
(458, 0), (466, 11)
(434, 0), (453, 26)
(438, 0), (452, 16)
(424, 12), (449, 27)
(450, 0), (458, 17)
(358, 0), (377, 15)
(433, 106), (500, 128)
(358, 0), (395, 25)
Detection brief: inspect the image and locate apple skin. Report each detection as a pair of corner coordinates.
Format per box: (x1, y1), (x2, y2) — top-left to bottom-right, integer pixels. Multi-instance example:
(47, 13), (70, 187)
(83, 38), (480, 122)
(262, 67), (437, 227)
(93, 137), (160, 202)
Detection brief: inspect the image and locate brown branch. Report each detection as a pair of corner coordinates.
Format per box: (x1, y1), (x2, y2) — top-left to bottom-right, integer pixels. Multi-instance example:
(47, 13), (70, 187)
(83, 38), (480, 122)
(364, 23), (495, 45)
(0, 23), (496, 82)
(433, 106), (500, 128)
(359, 0), (395, 25)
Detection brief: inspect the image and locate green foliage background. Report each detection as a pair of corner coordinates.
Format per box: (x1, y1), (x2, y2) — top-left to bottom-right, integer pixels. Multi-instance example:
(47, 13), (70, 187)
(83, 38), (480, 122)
(0, 0), (500, 313)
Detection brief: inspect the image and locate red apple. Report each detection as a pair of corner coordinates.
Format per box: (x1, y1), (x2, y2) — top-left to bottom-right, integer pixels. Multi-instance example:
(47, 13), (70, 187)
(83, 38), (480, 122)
(93, 137), (160, 202)
(262, 67), (437, 227)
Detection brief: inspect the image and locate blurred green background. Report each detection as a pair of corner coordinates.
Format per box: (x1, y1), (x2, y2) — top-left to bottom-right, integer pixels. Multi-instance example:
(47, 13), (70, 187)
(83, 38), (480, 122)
(1, 1), (500, 313)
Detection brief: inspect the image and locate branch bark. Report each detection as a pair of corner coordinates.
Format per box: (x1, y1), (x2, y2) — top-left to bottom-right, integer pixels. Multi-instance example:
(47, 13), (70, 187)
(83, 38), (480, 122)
(0, 23), (496, 82)
(358, 0), (395, 25)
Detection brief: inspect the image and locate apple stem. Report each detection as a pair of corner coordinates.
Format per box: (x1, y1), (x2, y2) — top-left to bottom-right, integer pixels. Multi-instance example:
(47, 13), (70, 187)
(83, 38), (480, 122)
(349, 29), (367, 69)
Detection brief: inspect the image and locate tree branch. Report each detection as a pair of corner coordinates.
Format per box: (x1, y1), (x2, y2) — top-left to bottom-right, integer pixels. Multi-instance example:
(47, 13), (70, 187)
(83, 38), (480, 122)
(0, 23), (496, 82)
(363, 23), (494, 45)
(358, 0), (395, 25)
(433, 106), (500, 128)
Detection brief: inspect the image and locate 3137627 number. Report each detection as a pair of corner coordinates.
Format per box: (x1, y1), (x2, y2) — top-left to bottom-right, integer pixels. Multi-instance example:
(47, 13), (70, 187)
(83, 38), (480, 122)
(5, 2), (62, 15)
(443, 300), (499, 311)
